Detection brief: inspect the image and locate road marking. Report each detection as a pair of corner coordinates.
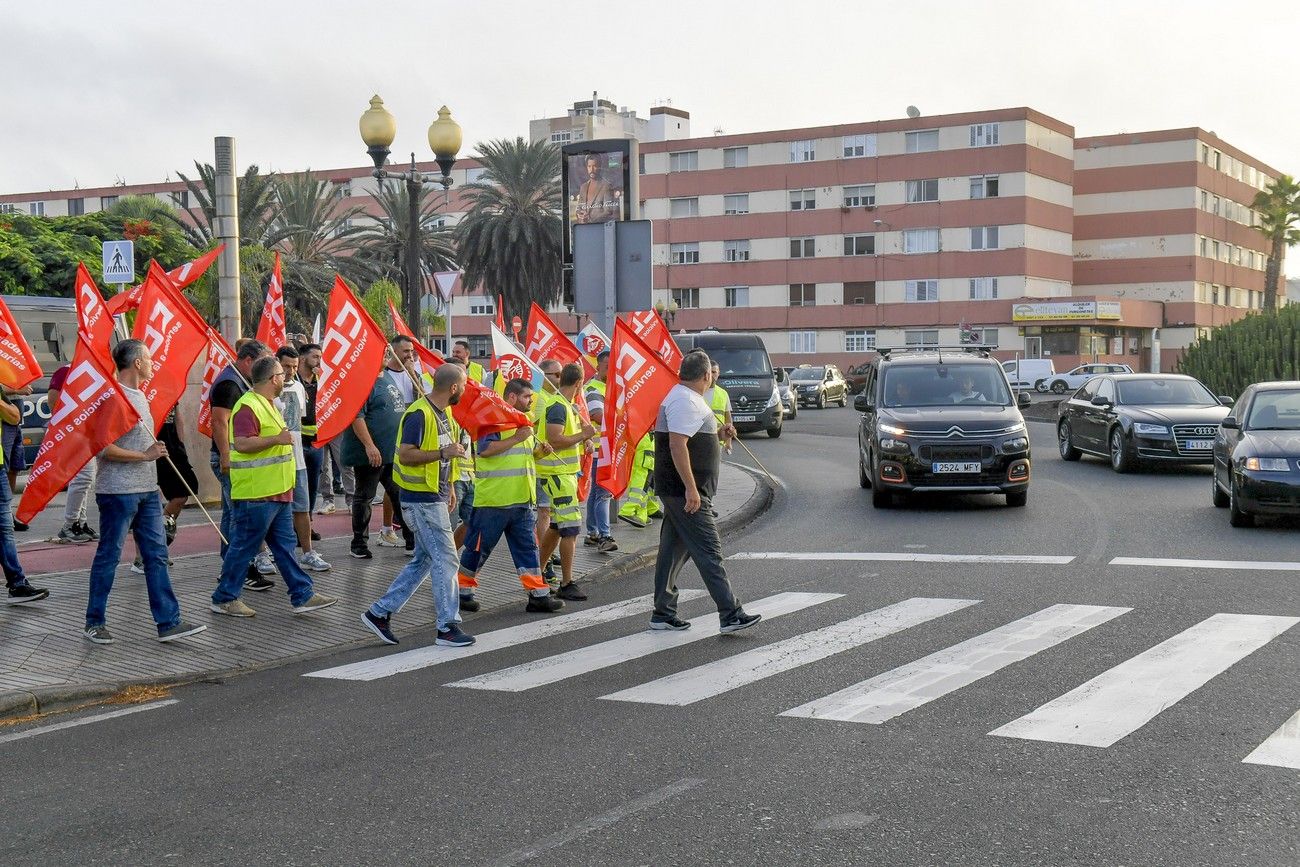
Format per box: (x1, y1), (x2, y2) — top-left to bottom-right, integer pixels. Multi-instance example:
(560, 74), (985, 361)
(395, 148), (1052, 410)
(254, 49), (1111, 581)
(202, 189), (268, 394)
(484, 777), (705, 866)
(447, 592), (841, 693)
(1112, 557), (1300, 572)
(0, 700), (178, 745)
(1242, 709), (1300, 770)
(782, 604), (1129, 724)
(728, 552), (1075, 565)
(601, 597), (978, 706)
(991, 613), (1299, 747)
(303, 591), (705, 681)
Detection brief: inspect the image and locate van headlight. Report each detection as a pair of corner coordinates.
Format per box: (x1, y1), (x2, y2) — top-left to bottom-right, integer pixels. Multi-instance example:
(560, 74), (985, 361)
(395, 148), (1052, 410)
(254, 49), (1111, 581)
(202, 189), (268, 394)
(766, 389), (780, 408)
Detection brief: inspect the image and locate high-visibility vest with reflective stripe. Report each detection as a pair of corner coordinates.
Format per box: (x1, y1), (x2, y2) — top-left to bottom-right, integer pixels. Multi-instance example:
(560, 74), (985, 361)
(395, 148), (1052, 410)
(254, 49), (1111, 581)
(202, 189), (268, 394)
(707, 385), (730, 426)
(536, 391), (581, 477)
(228, 392), (295, 500)
(585, 378), (607, 398)
(474, 427), (536, 507)
(392, 399), (458, 494)
(467, 360), (486, 384)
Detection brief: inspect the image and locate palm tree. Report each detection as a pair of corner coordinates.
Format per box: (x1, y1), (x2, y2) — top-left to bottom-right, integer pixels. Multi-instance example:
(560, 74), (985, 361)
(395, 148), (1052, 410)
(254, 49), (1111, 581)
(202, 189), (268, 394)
(1251, 175), (1300, 311)
(163, 161), (281, 249)
(271, 171), (367, 274)
(455, 137), (563, 326)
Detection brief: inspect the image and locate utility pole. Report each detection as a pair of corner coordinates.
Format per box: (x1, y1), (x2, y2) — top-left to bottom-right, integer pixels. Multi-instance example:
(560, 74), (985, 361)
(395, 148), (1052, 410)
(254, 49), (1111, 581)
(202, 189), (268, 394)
(214, 136), (241, 342)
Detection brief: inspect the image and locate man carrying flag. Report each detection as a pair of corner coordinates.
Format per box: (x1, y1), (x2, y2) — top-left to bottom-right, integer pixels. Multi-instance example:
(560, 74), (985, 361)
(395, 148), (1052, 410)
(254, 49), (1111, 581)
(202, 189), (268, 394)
(536, 361), (597, 601)
(0, 387), (46, 605)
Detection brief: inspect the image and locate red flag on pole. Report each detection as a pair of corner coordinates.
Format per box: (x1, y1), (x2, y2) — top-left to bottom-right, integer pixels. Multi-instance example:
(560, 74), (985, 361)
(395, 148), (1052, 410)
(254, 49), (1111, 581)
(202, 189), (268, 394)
(195, 341), (226, 438)
(623, 310), (683, 371)
(255, 252), (287, 350)
(16, 342), (141, 523)
(0, 298), (44, 391)
(74, 262), (114, 370)
(524, 302), (594, 378)
(315, 277), (388, 446)
(597, 319), (679, 498)
(131, 263), (211, 435)
(494, 295), (506, 334)
(106, 245), (224, 316)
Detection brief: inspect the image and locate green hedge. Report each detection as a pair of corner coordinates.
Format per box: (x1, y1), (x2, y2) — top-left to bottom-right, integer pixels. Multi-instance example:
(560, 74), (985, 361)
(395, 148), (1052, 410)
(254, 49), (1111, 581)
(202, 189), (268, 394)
(1177, 306), (1300, 397)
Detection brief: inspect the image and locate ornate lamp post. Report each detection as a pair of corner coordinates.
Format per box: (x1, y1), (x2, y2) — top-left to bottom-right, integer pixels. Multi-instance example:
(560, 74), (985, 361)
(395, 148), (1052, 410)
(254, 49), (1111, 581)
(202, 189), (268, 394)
(654, 298), (680, 328)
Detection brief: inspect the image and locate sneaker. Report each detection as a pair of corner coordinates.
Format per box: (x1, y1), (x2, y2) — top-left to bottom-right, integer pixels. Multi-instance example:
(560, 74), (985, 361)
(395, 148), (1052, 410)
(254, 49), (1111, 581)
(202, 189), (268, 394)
(584, 532), (600, 547)
(349, 545), (373, 560)
(292, 593), (337, 614)
(298, 550), (332, 572)
(720, 612), (762, 634)
(84, 624), (115, 644)
(254, 551), (278, 575)
(244, 574), (275, 593)
(56, 524), (90, 544)
(542, 564), (557, 585)
(210, 598), (257, 617)
(556, 582), (587, 602)
(649, 615), (691, 631)
(361, 610), (398, 645)
(548, 552), (561, 567)
(435, 624), (475, 647)
(377, 527), (401, 548)
(7, 584), (49, 605)
(76, 521), (99, 541)
(12, 520), (28, 532)
(597, 536), (619, 553)
(163, 515), (177, 546)
(526, 593), (564, 613)
(130, 558), (145, 575)
(459, 595), (482, 613)
(310, 529), (321, 542)
(157, 620), (207, 643)
(371, 491), (385, 506)
(317, 501), (335, 515)
(617, 514), (647, 529)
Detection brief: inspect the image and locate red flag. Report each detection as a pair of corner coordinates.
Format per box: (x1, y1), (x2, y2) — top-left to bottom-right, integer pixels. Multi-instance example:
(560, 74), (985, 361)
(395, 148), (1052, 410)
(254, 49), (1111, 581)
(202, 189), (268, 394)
(494, 295), (505, 334)
(255, 253), (287, 350)
(597, 319), (679, 498)
(0, 298), (44, 390)
(131, 263), (211, 434)
(106, 245), (224, 315)
(16, 342), (141, 523)
(524, 302), (595, 379)
(195, 341), (226, 438)
(74, 262), (114, 369)
(624, 310), (684, 370)
(316, 277), (388, 446)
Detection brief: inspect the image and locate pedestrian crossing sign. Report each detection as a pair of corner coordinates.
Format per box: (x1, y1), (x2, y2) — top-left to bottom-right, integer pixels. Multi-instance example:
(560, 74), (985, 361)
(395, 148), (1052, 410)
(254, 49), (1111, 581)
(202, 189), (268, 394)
(102, 239), (135, 284)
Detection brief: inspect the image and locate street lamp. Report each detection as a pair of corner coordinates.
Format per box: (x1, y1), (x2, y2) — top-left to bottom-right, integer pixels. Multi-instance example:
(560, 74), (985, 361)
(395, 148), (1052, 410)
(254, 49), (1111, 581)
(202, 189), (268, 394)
(654, 299), (679, 327)
(359, 95), (462, 341)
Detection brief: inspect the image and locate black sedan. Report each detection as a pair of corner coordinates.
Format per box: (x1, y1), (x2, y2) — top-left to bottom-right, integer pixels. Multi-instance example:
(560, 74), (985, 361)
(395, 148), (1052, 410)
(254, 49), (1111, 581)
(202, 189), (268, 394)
(1056, 373), (1231, 472)
(1212, 381), (1300, 527)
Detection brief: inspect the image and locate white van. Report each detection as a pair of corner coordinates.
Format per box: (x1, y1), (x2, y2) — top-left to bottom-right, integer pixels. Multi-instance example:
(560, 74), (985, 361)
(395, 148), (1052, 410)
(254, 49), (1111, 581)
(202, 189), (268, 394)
(1001, 358), (1055, 391)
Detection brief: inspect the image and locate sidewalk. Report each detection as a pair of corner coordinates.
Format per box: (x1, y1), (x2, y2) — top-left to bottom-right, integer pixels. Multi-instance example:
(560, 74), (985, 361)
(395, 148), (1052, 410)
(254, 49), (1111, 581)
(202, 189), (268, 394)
(0, 463), (772, 718)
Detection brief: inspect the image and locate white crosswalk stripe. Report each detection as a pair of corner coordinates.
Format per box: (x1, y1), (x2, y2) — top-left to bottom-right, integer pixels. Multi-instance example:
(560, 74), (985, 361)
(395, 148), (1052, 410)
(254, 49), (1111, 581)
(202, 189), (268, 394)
(303, 591), (706, 681)
(446, 592), (841, 693)
(729, 552), (1074, 565)
(783, 603), (1130, 725)
(1242, 709), (1300, 770)
(601, 597), (978, 706)
(991, 613), (1299, 747)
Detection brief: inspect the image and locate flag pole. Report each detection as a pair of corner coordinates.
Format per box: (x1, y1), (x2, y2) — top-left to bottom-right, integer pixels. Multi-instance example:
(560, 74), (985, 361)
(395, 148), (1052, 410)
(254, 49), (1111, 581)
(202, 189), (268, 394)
(157, 449), (227, 546)
(732, 437), (779, 489)
(205, 327), (253, 391)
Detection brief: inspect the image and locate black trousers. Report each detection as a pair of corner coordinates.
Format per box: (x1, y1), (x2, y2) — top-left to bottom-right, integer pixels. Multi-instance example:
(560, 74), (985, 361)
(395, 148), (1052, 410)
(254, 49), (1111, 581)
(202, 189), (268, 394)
(652, 494), (741, 622)
(351, 463), (413, 548)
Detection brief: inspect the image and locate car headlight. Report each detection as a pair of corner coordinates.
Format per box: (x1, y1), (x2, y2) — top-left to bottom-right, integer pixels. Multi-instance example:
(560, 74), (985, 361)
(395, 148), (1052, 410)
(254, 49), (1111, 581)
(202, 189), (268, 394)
(1002, 437), (1029, 452)
(879, 438), (910, 452)
(1134, 423), (1170, 436)
(1245, 457), (1290, 471)
(880, 423), (907, 436)
(766, 389), (780, 408)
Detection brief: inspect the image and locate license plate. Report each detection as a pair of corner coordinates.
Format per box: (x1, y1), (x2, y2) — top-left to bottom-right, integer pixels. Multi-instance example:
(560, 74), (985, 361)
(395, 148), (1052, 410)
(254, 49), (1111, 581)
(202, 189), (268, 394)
(733, 414), (756, 422)
(932, 461), (981, 474)
(1182, 439), (1213, 451)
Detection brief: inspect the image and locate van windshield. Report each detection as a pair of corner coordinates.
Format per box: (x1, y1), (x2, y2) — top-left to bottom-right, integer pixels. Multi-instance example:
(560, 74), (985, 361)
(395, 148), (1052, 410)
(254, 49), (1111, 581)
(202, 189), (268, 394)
(706, 348), (772, 377)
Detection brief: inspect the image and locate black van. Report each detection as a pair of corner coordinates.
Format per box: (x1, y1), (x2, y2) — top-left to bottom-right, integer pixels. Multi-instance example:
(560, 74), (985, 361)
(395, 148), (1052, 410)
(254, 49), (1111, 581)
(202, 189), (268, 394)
(675, 331), (783, 438)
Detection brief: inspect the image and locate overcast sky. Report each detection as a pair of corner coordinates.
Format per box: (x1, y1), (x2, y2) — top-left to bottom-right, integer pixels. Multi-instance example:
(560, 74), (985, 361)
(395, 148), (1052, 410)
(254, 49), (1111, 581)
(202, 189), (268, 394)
(3, 0), (1296, 269)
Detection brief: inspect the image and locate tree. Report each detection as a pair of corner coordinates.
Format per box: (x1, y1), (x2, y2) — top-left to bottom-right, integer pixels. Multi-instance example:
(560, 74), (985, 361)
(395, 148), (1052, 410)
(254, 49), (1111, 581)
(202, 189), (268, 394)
(1179, 305), (1300, 396)
(271, 171), (368, 280)
(164, 161), (282, 250)
(1251, 174), (1300, 311)
(454, 137), (563, 327)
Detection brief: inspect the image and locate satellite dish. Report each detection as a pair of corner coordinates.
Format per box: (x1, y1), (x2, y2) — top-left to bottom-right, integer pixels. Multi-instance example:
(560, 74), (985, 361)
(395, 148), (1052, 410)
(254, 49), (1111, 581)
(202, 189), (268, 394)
(906, 106), (921, 118)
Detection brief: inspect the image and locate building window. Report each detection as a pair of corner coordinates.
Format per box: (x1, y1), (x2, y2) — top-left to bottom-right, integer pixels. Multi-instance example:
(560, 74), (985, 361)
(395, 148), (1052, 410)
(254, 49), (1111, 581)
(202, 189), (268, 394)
(906, 179), (939, 203)
(67, 197), (85, 216)
(1212, 240), (1220, 260)
(671, 287), (699, 309)
(1199, 236), (1208, 257)
(905, 279), (939, 302)
(550, 130), (573, 143)
(790, 330), (817, 354)
(723, 240), (751, 262)
(790, 139), (816, 162)
(969, 277), (999, 299)
(969, 327), (999, 346)
(789, 188), (816, 210)
(789, 237), (816, 259)
(28, 201), (45, 216)
(970, 226), (1000, 250)
(0, 204), (17, 214)
(905, 130), (939, 153)
(723, 147), (748, 168)
(789, 283), (817, 307)
(670, 242), (700, 264)
(638, 154), (646, 175)
(723, 194), (749, 215)
(844, 234), (876, 256)
(905, 329), (940, 347)
(843, 185), (876, 207)
(969, 175), (1000, 199)
(334, 182), (352, 200)
(174, 190), (190, 209)
(1211, 285), (1220, 305)
(101, 195), (119, 208)
(669, 151), (698, 172)
(842, 134), (877, 158)
(845, 329), (877, 352)
(669, 197), (699, 217)
(468, 296), (496, 316)
(1200, 190), (1209, 210)
(969, 123), (1000, 147)
(845, 281), (876, 304)
(903, 228), (940, 254)
(724, 286), (749, 307)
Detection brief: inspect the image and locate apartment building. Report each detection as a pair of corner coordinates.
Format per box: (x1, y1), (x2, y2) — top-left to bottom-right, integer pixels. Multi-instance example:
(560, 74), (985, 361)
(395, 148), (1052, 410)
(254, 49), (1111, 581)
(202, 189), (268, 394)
(528, 97), (691, 146)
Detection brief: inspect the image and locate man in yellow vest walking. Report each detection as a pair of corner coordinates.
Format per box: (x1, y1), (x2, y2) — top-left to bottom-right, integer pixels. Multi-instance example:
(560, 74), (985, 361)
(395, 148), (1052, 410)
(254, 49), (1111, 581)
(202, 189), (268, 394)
(452, 339), (486, 385)
(537, 362), (597, 600)
(706, 361), (734, 432)
(210, 357), (337, 618)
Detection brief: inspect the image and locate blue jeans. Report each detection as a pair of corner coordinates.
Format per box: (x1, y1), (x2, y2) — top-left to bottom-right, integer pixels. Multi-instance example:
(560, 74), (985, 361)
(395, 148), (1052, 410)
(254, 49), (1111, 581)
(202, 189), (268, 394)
(586, 480), (612, 538)
(458, 504), (545, 594)
(212, 500), (316, 607)
(303, 444), (323, 512)
(370, 500), (460, 629)
(210, 454), (233, 557)
(453, 479), (474, 528)
(0, 471), (29, 588)
(87, 492), (181, 633)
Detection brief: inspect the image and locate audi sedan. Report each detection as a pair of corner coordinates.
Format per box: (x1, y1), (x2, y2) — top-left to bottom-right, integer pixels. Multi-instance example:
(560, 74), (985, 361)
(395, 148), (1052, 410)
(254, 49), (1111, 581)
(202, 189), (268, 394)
(1212, 381), (1300, 527)
(1056, 373), (1231, 472)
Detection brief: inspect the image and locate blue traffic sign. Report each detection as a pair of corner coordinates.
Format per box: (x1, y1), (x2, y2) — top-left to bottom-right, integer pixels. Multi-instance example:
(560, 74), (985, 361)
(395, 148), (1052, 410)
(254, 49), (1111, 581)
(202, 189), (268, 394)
(102, 239), (135, 284)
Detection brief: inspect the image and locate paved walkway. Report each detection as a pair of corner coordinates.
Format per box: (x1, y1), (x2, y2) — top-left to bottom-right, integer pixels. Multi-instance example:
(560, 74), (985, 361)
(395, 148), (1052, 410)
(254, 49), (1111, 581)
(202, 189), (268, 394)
(0, 463), (770, 717)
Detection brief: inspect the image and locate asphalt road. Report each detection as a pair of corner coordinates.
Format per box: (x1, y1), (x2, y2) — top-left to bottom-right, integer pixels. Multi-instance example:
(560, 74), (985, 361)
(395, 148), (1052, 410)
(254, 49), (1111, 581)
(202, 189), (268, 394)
(4, 406), (1298, 866)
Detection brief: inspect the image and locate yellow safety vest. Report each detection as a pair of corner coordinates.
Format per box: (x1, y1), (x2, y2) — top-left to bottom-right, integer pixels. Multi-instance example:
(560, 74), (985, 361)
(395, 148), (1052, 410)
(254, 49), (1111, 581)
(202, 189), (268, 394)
(467, 360), (486, 384)
(474, 427), (536, 507)
(707, 385), (730, 426)
(392, 398), (458, 494)
(228, 392), (295, 500)
(586, 379), (607, 398)
(536, 390), (582, 477)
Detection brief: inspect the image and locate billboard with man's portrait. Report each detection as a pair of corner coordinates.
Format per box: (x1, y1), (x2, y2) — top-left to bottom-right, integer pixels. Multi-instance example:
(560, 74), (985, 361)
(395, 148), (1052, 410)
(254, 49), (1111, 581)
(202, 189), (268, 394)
(561, 139), (636, 263)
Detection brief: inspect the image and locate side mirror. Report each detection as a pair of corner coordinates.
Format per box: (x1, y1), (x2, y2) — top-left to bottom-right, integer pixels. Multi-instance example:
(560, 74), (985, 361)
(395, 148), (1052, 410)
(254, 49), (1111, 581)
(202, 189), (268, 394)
(1221, 417), (1239, 430)
(1017, 392), (1032, 408)
(1090, 395), (1112, 407)
(1218, 395), (1234, 406)
(853, 394), (873, 413)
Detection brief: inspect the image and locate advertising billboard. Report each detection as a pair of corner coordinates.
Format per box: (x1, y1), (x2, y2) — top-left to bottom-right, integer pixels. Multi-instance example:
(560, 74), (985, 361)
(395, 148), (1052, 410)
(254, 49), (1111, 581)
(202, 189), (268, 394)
(561, 139), (637, 263)
(1012, 301), (1122, 322)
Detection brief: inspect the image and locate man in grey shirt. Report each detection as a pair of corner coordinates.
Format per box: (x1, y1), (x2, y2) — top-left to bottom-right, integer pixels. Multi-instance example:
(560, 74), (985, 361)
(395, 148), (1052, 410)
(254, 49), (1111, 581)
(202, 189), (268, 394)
(83, 339), (206, 645)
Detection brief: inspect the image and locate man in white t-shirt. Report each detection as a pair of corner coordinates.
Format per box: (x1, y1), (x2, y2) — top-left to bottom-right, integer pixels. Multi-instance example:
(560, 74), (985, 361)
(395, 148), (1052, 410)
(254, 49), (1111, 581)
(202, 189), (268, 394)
(648, 349), (759, 634)
(276, 347), (330, 573)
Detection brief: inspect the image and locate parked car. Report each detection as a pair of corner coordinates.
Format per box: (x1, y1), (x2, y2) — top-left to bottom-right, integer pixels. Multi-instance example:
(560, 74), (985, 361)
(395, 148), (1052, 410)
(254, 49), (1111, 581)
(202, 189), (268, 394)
(1212, 381), (1300, 527)
(790, 364), (848, 409)
(1040, 363), (1133, 395)
(774, 367), (797, 420)
(676, 331), (783, 438)
(1002, 358), (1055, 391)
(1056, 373), (1231, 472)
(846, 362), (873, 394)
(854, 347), (1032, 508)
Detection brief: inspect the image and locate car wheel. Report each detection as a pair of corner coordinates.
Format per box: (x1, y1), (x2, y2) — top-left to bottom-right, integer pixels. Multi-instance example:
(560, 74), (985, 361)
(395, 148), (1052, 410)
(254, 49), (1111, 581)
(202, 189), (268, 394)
(1051, 380), (1068, 395)
(767, 424), (782, 439)
(1228, 478), (1254, 527)
(816, 392), (826, 409)
(790, 404), (797, 420)
(1034, 379), (1047, 393)
(1006, 490), (1028, 507)
(1211, 467), (1229, 508)
(1058, 420), (1081, 461)
(858, 452), (870, 488)
(1109, 427), (1134, 473)
(870, 453), (891, 507)
(838, 392), (848, 407)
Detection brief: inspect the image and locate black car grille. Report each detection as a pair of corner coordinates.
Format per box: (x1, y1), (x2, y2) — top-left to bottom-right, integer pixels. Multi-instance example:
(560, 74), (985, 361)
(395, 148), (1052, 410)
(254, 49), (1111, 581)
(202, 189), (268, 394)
(919, 444), (996, 462)
(1172, 424), (1217, 455)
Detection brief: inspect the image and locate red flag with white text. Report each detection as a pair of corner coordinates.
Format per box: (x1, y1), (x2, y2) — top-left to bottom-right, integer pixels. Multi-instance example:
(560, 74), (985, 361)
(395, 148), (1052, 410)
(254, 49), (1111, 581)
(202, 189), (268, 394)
(106, 245), (224, 315)
(255, 252), (287, 350)
(0, 298), (44, 390)
(597, 319), (679, 498)
(623, 310), (683, 371)
(195, 341), (226, 438)
(315, 277), (387, 446)
(74, 262), (114, 370)
(525, 302), (595, 379)
(131, 263), (211, 434)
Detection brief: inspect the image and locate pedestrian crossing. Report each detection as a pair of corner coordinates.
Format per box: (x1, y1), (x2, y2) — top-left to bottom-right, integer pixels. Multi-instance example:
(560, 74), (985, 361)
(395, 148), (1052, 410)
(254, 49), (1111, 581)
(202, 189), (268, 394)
(302, 592), (1300, 770)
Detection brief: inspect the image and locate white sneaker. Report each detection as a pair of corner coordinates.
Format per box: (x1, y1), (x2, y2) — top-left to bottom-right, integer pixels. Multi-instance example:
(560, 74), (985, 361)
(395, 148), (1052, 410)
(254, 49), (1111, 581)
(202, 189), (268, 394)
(371, 491), (385, 506)
(317, 501), (337, 515)
(254, 551), (278, 575)
(298, 550), (332, 572)
(130, 559), (144, 575)
(376, 527), (402, 548)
